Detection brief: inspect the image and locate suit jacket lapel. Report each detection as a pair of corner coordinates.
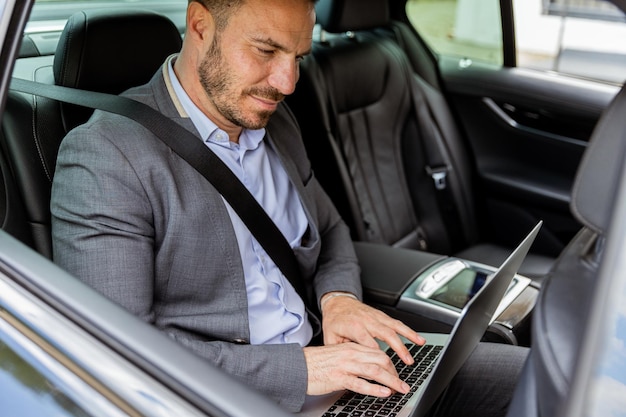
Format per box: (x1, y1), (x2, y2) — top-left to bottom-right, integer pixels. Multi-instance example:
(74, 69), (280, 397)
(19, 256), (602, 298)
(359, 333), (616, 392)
(265, 104), (316, 214)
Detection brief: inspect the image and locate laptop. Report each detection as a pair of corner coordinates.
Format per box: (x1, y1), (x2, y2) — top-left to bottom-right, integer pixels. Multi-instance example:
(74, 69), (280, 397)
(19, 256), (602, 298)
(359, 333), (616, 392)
(298, 221), (542, 417)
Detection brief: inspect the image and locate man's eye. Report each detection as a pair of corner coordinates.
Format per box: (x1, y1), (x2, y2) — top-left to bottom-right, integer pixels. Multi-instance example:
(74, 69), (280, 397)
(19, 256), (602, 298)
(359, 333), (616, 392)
(257, 48), (274, 56)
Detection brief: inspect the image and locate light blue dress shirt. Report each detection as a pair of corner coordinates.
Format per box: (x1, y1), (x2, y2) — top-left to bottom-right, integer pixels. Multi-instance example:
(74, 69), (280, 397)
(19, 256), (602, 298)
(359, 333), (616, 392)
(167, 59), (313, 346)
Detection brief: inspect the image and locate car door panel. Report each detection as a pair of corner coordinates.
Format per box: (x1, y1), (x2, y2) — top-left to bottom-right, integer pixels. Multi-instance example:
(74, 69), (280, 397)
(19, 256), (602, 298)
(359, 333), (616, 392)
(438, 56), (619, 254)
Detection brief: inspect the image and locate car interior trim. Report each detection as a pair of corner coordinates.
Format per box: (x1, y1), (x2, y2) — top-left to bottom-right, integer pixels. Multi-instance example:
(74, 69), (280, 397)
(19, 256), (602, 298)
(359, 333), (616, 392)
(482, 97), (589, 148)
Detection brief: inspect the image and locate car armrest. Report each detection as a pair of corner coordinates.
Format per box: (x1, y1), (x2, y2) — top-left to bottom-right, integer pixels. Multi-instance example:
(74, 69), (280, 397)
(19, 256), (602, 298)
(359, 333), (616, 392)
(354, 241), (445, 305)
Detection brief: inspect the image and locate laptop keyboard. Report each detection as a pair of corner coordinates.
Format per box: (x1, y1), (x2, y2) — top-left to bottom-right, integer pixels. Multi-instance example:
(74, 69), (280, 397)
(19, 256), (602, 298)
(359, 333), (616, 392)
(322, 343), (442, 417)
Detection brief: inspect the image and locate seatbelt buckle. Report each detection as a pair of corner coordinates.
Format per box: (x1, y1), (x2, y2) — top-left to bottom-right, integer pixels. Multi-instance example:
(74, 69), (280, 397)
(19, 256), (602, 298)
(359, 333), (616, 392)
(426, 166), (448, 191)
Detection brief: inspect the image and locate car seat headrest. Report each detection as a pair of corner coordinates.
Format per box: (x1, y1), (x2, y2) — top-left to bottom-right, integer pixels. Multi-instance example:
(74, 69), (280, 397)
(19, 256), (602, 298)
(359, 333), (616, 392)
(53, 8), (181, 94)
(571, 85), (626, 235)
(315, 0), (389, 33)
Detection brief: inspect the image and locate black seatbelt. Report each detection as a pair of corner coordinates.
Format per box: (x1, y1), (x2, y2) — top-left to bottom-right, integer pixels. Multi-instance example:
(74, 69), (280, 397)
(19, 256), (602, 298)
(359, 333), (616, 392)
(10, 77), (313, 312)
(410, 76), (466, 252)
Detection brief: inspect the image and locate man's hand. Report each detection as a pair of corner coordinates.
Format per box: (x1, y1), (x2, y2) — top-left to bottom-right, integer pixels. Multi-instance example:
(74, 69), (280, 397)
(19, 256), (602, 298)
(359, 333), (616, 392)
(303, 342), (411, 397)
(320, 293), (426, 366)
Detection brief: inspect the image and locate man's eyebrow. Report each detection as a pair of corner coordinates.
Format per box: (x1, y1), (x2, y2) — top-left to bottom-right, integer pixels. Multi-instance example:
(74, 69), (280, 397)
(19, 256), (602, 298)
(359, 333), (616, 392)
(251, 35), (312, 56)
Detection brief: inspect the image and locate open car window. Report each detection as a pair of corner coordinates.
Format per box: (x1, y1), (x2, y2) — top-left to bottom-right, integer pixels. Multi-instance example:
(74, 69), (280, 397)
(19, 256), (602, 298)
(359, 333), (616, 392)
(406, 0), (626, 85)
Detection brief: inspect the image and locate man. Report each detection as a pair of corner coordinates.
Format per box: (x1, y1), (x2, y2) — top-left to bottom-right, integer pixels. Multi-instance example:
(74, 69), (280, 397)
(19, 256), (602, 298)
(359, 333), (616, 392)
(51, 0), (526, 415)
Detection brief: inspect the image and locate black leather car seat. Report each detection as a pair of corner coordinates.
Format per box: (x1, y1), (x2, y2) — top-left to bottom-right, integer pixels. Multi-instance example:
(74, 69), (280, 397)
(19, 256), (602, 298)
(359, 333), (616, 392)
(286, 0), (554, 279)
(1, 9), (182, 258)
(505, 84), (626, 417)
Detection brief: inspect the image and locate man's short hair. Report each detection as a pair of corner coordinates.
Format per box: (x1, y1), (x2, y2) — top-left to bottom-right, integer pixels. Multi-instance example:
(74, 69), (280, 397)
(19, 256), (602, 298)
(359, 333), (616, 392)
(189, 0), (245, 30)
(189, 0), (317, 31)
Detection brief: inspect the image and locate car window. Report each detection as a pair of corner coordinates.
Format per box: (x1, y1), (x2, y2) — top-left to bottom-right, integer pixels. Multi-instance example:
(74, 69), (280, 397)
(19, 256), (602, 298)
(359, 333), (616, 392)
(21, 0), (187, 58)
(406, 0), (626, 85)
(588, 309), (626, 416)
(27, 0), (188, 35)
(582, 250), (626, 417)
(406, 0), (504, 66)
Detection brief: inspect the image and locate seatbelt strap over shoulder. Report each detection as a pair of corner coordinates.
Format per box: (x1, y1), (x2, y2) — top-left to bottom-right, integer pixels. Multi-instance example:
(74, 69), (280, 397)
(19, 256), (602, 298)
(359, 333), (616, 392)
(10, 77), (315, 316)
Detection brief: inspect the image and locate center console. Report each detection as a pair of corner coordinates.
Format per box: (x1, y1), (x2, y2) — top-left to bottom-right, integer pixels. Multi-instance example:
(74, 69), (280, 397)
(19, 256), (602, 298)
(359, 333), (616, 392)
(354, 242), (538, 345)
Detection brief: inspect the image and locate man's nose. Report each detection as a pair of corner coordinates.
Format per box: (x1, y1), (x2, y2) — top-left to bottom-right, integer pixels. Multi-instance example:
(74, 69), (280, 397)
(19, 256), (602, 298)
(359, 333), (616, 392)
(267, 58), (299, 96)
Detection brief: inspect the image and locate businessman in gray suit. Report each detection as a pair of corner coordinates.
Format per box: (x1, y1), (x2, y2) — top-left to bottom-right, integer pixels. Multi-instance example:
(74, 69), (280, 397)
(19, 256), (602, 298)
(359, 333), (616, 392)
(51, 0), (527, 415)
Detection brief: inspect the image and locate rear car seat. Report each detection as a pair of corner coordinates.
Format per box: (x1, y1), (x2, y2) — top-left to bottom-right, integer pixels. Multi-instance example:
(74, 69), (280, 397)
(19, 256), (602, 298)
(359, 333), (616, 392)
(1, 9), (182, 258)
(285, 0), (555, 280)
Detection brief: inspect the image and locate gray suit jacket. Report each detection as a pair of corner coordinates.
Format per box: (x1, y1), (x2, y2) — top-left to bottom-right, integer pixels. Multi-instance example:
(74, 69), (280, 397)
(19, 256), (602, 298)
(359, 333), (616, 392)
(51, 62), (361, 411)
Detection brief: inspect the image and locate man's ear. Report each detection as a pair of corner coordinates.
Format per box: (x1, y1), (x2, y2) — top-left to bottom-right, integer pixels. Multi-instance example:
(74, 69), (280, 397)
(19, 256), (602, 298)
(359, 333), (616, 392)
(186, 1), (216, 44)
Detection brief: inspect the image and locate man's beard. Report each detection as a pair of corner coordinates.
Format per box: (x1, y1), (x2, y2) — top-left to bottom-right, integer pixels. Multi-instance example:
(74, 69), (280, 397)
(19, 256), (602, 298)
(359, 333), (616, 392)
(199, 37), (283, 129)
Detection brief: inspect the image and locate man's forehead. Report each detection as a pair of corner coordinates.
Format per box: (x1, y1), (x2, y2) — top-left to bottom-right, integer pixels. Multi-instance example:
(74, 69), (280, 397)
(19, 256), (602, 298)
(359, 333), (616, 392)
(232, 1), (315, 47)
(234, 0), (316, 28)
